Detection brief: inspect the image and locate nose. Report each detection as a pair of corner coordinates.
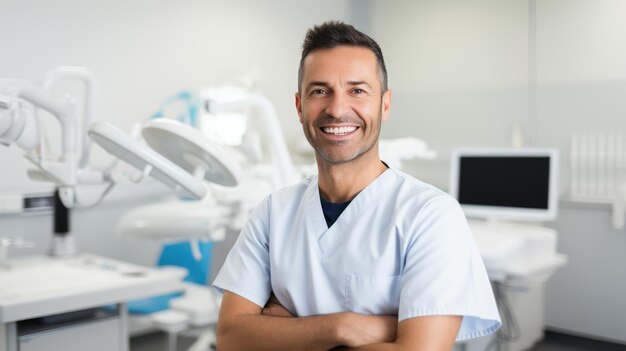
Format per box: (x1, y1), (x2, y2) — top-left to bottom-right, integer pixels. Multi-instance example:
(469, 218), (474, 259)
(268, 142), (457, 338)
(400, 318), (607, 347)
(324, 92), (349, 119)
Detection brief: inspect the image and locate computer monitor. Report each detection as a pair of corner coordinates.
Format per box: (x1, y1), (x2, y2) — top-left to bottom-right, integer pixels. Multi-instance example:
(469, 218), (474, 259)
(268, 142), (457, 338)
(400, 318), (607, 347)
(449, 148), (558, 222)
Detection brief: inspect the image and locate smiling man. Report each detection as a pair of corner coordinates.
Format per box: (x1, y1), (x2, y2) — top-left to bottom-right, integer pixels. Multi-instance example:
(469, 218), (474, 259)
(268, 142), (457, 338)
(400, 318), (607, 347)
(213, 21), (501, 350)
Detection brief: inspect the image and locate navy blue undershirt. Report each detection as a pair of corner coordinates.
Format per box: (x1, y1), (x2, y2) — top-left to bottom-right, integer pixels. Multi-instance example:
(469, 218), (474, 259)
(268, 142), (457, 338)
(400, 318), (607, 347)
(319, 161), (389, 227)
(320, 196), (351, 228)
(320, 160), (389, 228)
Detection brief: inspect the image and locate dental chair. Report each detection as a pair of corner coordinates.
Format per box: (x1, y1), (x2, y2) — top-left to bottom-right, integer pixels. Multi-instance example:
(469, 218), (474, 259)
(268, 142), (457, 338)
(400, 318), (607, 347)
(127, 240), (220, 351)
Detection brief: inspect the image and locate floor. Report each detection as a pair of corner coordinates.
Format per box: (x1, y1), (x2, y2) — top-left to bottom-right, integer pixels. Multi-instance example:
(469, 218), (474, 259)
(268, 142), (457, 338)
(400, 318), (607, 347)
(528, 331), (626, 351)
(131, 331), (206, 351)
(130, 330), (626, 351)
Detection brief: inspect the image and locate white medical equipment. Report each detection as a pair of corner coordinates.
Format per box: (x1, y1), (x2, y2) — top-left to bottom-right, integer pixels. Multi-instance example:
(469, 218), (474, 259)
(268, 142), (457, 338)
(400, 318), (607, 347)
(569, 133), (626, 229)
(202, 89), (299, 189)
(89, 117), (241, 266)
(0, 67), (208, 351)
(0, 238), (33, 270)
(90, 87), (299, 243)
(378, 137), (436, 169)
(0, 67), (103, 207)
(87, 87), (301, 351)
(450, 148), (567, 351)
(0, 254), (186, 351)
(463, 222), (567, 351)
(0, 67), (113, 256)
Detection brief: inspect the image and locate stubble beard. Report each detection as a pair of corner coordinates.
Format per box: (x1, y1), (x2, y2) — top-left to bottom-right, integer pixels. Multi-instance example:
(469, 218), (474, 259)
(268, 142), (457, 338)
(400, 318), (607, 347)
(304, 114), (382, 165)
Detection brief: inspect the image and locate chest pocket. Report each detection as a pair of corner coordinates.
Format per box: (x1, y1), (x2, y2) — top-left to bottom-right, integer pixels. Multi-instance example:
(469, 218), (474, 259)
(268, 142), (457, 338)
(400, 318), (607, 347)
(345, 274), (401, 315)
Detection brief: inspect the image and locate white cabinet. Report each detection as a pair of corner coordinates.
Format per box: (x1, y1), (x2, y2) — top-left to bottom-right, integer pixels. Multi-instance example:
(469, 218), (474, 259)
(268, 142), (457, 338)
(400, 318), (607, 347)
(19, 312), (123, 351)
(0, 254), (185, 351)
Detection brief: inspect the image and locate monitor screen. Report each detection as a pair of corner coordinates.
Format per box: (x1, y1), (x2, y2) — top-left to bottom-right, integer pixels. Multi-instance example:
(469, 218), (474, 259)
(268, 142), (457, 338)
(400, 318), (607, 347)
(449, 148), (558, 221)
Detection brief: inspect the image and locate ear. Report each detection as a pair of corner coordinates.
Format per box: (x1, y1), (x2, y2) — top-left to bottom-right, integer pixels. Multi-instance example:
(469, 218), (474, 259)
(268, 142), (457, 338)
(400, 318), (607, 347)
(381, 89), (392, 122)
(295, 92), (303, 124)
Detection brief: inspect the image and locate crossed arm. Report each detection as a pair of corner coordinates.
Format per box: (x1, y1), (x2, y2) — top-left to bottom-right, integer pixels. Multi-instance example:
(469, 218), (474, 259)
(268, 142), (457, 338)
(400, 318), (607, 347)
(216, 291), (462, 351)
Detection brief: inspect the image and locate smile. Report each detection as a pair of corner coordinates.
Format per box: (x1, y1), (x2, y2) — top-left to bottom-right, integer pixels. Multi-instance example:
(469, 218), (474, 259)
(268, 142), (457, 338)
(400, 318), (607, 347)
(321, 126), (358, 135)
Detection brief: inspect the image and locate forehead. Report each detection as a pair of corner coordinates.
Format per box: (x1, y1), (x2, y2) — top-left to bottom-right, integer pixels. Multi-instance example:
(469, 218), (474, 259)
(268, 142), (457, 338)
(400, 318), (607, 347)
(301, 46), (379, 85)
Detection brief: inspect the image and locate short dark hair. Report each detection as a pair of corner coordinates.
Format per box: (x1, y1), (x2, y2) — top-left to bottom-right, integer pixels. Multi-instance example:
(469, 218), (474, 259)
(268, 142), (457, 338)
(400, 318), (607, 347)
(298, 21), (388, 94)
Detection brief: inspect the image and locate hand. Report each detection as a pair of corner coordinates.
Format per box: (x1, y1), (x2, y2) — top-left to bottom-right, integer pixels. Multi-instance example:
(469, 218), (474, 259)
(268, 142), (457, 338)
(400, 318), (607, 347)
(337, 313), (397, 348)
(261, 293), (295, 318)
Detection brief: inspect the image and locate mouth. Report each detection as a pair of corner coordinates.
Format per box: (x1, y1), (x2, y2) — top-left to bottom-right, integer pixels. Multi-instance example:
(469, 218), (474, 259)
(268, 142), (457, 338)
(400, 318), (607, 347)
(320, 126), (358, 136)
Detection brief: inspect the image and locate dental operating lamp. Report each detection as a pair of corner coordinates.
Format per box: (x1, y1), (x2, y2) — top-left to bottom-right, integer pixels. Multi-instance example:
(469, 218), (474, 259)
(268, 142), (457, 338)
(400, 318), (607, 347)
(90, 90), (299, 247)
(88, 118), (242, 260)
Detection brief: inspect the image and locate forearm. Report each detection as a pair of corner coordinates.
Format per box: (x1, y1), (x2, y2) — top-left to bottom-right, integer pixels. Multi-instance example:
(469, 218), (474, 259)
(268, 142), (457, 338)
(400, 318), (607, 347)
(217, 312), (345, 351)
(217, 291), (398, 351)
(347, 315), (463, 351)
(348, 342), (400, 351)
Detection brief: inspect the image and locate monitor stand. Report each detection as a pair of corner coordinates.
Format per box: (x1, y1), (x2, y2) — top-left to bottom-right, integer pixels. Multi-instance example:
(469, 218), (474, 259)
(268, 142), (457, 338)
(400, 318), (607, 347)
(473, 216), (548, 231)
(465, 217), (566, 351)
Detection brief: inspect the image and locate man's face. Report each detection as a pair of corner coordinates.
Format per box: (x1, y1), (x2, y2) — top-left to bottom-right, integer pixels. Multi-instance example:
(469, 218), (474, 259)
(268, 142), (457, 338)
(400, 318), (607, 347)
(296, 46), (391, 165)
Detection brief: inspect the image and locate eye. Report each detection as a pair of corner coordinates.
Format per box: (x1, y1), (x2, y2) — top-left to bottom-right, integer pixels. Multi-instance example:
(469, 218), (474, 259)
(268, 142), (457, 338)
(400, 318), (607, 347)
(352, 88), (365, 95)
(310, 89), (327, 95)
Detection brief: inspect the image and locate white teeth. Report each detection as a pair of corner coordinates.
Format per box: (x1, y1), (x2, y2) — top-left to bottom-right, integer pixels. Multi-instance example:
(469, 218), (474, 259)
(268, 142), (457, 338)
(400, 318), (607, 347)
(322, 126), (357, 135)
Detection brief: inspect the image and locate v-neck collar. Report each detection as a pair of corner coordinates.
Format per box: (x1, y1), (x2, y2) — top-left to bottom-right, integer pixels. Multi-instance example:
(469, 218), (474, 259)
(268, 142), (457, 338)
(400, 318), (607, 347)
(305, 168), (396, 256)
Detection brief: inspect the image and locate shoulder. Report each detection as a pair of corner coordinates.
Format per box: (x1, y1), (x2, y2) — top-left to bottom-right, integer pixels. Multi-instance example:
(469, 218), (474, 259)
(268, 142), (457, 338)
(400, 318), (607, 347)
(250, 175), (316, 217)
(235, 177), (316, 242)
(384, 168), (458, 210)
(266, 175), (315, 205)
(380, 168), (467, 237)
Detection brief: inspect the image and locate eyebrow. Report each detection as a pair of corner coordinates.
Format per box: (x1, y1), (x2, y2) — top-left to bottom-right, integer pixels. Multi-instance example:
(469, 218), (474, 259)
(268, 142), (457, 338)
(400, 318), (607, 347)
(305, 81), (374, 90)
(347, 81), (373, 88)
(306, 81), (330, 90)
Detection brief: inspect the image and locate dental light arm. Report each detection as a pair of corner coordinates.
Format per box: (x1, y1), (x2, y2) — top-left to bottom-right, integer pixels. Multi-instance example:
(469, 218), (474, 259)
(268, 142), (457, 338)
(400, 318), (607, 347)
(0, 81), (108, 208)
(1, 84), (82, 256)
(19, 84), (76, 159)
(0, 94), (39, 150)
(18, 85), (78, 207)
(42, 66), (96, 169)
(1, 67), (119, 257)
(205, 94), (298, 188)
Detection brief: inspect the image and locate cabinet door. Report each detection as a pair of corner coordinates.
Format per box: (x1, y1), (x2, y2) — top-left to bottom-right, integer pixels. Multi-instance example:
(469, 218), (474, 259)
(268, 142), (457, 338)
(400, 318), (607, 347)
(19, 317), (122, 351)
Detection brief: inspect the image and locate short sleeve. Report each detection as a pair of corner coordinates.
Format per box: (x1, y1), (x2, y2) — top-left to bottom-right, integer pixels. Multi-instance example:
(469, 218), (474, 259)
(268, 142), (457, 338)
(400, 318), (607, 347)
(212, 197), (272, 308)
(399, 195), (501, 341)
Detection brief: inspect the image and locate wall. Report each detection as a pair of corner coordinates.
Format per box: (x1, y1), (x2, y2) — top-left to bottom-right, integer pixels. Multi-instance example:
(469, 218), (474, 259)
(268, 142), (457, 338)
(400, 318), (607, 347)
(534, 0), (626, 195)
(546, 203), (626, 343)
(535, 0), (626, 342)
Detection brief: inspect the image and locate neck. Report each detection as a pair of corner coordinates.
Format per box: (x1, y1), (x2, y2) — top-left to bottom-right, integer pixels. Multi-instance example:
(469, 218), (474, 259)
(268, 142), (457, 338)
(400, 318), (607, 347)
(316, 152), (388, 203)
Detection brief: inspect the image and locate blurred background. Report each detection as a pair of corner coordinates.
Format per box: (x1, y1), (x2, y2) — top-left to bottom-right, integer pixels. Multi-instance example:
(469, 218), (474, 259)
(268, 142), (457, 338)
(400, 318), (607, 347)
(1, 1), (625, 350)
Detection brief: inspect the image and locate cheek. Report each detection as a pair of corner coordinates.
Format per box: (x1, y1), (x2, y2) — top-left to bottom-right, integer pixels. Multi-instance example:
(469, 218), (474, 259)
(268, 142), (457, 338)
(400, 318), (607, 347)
(355, 101), (379, 120)
(305, 100), (323, 112)
(299, 113), (315, 134)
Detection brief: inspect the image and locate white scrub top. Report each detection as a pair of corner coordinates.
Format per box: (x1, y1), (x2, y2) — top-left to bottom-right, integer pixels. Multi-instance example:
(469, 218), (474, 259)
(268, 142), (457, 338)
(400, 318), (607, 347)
(213, 168), (501, 341)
